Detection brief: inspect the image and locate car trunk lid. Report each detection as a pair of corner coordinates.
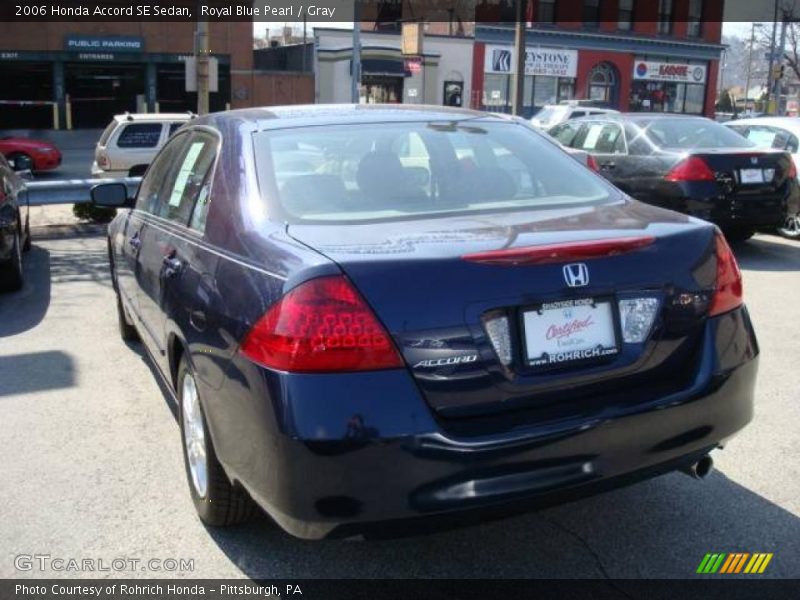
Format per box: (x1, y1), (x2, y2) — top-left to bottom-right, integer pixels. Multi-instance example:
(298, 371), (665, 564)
(287, 200), (717, 417)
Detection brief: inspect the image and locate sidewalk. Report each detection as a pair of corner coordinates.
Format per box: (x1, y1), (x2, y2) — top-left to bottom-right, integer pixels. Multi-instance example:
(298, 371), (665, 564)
(29, 205), (106, 239)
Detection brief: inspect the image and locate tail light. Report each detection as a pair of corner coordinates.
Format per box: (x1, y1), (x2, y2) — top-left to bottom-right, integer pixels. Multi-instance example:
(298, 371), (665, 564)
(585, 154), (600, 172)
(709, 233), (743, 317)
(239, 275), (403, 373)
(97, 152), (109, 169)
(665, 156), (715, 182)
(787, 159), (798, 179)
(463, 236), (655, 266)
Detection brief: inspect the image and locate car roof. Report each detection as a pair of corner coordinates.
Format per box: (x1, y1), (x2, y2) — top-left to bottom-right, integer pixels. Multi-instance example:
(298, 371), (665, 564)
(567, 113), (712, 123)
(192, 104), (506, 132)
(725, 116), (800, 129)
(113, 112), (195, 123)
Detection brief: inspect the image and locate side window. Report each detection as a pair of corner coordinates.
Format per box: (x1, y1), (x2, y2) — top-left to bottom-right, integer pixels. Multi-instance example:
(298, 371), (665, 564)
(551, 122), (581, 147)
(116, 123), (163, 149)
(168, 122), (185, 137)
(577, 122), (623, 153)
(135, 134), (189, 214)
(159, 133), (218, 226)
(569, 111), (586, 119)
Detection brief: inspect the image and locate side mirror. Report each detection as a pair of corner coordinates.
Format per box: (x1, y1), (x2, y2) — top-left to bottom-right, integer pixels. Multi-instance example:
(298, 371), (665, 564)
(91, 183), (131, 208)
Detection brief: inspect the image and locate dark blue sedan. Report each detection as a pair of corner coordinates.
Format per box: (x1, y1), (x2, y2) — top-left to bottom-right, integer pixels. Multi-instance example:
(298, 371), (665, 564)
(92, 105), (758, 539)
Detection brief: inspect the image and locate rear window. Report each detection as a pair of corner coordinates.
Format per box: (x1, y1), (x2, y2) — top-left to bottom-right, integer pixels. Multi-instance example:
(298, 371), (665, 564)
(116, 123), (163, 148)
(254, 121), (613, 224)
(98, 121), (118, 147)
(640, 118), (755, 150)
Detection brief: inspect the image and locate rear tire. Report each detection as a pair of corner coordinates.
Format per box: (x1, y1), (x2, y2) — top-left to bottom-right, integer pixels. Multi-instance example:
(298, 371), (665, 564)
(178, 358), (255, 527)
(0, 229), (23, 292)
(777, 215), (800, 240)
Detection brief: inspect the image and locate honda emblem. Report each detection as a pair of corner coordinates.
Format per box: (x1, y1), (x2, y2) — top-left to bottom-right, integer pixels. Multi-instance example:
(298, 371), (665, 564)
(563, 263), (590, 287)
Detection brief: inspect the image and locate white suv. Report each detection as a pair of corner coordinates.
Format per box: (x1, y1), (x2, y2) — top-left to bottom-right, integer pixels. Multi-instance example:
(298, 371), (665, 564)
(530, 103), (619, 130)
(92, 113), (195, 178)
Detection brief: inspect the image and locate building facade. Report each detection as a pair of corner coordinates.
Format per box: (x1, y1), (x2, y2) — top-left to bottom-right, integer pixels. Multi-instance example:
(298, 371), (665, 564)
(314, 28), (473, 107)
(0, 21), (315, 130)
(471, 0), (724, 117)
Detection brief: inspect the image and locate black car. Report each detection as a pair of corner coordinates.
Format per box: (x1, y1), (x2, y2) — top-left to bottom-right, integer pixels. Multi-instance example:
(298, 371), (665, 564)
(92, 105), (757, 539)
(0, 153), (30, 291)
(549, 114), (800, 241)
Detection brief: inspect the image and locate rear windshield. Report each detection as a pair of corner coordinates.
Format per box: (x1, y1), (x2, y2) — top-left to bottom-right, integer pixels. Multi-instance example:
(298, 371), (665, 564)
(98, 121), (117, 147)
(254, 121), (614, 223)
(640, 118), (755, 150)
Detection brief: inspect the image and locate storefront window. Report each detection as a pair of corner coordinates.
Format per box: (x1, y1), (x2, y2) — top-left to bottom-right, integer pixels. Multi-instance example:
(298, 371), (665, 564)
(533, 76), (558, 106)
(482, 74), (574, 112)
(685, 84), (705, 113)
(483, 73), (508, 108)
(629, 81), (705, 114)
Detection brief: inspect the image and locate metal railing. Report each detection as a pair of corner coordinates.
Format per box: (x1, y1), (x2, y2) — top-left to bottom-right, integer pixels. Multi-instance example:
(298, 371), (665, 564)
(22, 178), (141, 206)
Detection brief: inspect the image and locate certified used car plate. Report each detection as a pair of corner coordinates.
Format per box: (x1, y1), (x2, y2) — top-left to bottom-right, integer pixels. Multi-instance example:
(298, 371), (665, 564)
(523, 298), (619, 368)
(739, 168), (765, 184)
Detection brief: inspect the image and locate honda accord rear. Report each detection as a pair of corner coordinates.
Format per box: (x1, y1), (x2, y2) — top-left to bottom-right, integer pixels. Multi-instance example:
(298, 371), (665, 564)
(99, 105), (758, 539)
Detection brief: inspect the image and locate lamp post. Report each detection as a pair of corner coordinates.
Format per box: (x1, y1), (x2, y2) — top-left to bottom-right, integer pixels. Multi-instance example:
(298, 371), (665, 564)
(744, 23), (764, 114)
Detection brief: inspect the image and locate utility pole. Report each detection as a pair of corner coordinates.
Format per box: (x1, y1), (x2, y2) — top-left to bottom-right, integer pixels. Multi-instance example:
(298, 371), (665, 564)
(351, 1), (361, 103)
(743, 23), (763, 114)
(511, 0), (527, 116)
(196, 18), (210, 115)
(766, 0), (779, 114)
(777, 16), (789, 115)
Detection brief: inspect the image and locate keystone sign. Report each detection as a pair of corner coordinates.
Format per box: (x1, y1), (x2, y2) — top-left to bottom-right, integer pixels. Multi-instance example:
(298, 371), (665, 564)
(633, 61), (707, 84)
(484, 45), (578, 78)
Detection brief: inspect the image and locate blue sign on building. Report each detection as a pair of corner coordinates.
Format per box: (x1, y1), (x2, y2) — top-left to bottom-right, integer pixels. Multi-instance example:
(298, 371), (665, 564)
(64, 35), (144, 53)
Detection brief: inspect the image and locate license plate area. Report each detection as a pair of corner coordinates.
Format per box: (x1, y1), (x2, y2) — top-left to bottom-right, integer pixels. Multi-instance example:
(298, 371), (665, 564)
(739, 168), (773, 185)
(521, 297), (620, 371)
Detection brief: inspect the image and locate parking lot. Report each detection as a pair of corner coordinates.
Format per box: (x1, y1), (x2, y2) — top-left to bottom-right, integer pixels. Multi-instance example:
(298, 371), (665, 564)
(0, 227), (798, 579)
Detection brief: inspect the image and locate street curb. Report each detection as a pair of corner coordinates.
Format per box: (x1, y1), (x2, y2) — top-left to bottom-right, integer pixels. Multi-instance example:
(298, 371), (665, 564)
(31, 223), (107, 240)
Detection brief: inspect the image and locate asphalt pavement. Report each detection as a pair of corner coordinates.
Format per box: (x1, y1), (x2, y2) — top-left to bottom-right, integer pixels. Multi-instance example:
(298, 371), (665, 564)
(0, 232), (799, 579)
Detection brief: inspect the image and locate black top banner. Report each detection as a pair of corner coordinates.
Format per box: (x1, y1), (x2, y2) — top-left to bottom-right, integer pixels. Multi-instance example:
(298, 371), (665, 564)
(0, 0), (762, 23)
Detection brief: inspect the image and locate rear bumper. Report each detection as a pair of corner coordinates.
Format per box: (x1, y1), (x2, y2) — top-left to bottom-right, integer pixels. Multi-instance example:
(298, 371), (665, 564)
(205, 307), (758, 539)
(91, 163), (128, 179)
(661, 181), (800, 230)
(33, 152), (61, 171)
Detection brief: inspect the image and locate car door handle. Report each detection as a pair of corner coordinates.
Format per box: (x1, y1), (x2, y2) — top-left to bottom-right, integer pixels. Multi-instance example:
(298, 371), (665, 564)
(162, 256), (183, 278)
(190, 309), (207, 332)
(602, 162), (616, 170)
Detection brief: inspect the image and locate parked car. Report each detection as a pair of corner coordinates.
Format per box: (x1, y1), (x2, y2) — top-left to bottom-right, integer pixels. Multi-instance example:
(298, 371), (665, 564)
(0, 136), (61, 172)
(725, 116), (800, 239)
(92, 112), (195, 178)
(0, 153), (31, 291)
(549, 114), (800, 241)
(93, 105), (757, 539)
(530, 102), (619, 130)
(490, 112), (599, 171)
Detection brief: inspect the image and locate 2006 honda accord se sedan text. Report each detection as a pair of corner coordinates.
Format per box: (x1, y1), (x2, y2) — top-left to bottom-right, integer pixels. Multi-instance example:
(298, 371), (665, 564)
(92, 105), (758, 539)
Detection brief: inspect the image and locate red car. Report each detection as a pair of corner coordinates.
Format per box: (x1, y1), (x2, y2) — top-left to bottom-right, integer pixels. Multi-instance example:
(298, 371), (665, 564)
(0, 137), (62, 172)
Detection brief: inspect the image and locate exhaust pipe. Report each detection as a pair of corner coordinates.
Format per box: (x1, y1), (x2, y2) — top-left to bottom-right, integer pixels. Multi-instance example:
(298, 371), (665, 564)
(681, 455), (714, 480)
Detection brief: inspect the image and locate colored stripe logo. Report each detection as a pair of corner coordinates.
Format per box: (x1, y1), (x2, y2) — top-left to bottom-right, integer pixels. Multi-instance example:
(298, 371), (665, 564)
(697, 553), (773, 574)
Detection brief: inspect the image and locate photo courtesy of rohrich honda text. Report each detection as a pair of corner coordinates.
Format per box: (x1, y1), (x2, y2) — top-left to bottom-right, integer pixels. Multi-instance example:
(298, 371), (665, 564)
(0, 0), (799, 597)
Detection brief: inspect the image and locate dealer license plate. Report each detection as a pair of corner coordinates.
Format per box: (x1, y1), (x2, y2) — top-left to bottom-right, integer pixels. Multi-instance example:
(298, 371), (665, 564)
(739, 168), (766, 184)
(523, 298), (619, 368)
